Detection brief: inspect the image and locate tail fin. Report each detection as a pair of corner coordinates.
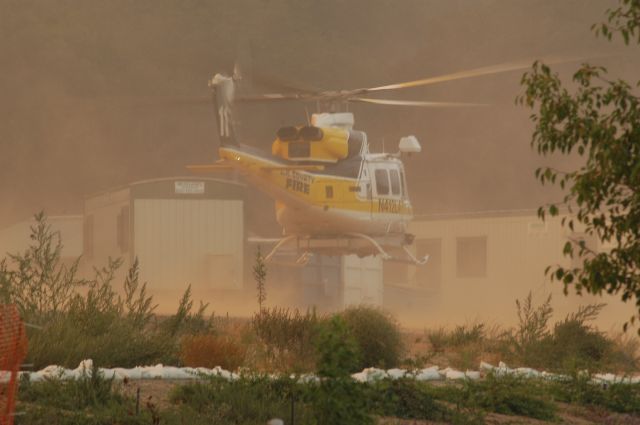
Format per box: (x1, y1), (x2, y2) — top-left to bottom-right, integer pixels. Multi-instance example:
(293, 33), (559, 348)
(209, 73), (238, 146)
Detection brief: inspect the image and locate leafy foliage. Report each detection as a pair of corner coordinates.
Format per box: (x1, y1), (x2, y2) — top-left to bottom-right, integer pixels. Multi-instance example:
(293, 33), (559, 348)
(170, 375), (310, 425)
(315, 315), (361, 378)
(340, 306), (404, 370)
(459, 373), (556, 421)
(518, 0), (640, 327)
(0, 211), (85, 319)
(509, 292), (553, 366)
(17, 365), (149, 425)
(313, 316), (372, 425)
(368, 378), (450, 421)
(550, 373), (640, 414)
(0, 213), (216, 368)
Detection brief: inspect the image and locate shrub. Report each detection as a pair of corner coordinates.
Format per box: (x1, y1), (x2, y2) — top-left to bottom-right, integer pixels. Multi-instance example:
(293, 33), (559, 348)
(0, 213), (216, 369)
(315, 315), (360, 378)
(17, 365), (149, 425)
(542, 315), (612, 371)
(549, 373), (640, 414)
(460, 373), (556, 421)
(170, 375), (312, 425)
(339, 306), (404, 370)
(369, 378), (449, 421)
(180, 334), (246, 370)
(252, 307), (323, 371)
(426, 327), (449, 353)
(312, 316), (372, 425)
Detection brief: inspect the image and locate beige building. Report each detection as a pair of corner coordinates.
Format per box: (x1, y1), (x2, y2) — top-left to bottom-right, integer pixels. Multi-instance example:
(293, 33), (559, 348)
(383, 210), (635, 331)
(83, 177), (246, 312)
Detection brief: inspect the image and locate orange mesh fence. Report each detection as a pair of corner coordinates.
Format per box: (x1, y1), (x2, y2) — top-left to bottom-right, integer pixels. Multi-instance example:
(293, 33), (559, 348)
(0, 305), (27, 425)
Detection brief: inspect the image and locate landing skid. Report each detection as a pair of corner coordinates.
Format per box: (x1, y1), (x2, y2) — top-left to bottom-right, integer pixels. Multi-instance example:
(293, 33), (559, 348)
(258, 233), (429, 266)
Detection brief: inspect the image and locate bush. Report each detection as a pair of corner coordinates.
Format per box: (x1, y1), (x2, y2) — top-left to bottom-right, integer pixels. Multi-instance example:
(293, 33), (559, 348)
(180, 334), (246, 370)
(542, 316), (612, 371)
(549, 373), (640, 414)
(501, 293), (621, 373)
(312, 316), (372, 425)
(339, 306), (404, 370)
(0, 213), (217, 369)
(170, 375), (312, 425)
(17, 365), (149, 425)
(369, 378), (449, 421)
(251, 307), (323, 371)
(460, 373), (556, 421)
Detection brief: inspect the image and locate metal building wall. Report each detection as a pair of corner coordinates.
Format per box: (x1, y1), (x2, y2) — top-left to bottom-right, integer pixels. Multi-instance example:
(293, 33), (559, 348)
(133, 198), (244, 307)
(83, 187), (131, 266)
(342, 255), (383, 307)
(398, 212), (635, 329)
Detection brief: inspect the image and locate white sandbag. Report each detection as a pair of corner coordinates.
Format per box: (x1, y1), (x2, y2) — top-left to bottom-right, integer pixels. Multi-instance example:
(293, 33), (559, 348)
(465, 370), (481, 380)
(415, 366), (441, 381)
(387, 368), (408, 379)
(445, 369), (466, 380)
(479, 361), (495, 371)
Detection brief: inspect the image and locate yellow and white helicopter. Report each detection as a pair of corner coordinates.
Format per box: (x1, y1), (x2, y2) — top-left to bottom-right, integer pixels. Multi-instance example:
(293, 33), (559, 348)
(188, 60), (569, 265)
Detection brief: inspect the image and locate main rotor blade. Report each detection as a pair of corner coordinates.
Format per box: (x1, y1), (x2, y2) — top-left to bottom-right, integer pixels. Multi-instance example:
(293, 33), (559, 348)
(252, 72), (321, 95)
(365, 56), (585, 92)
(236, 93), (311, 102)
(350, 97), (489, 107)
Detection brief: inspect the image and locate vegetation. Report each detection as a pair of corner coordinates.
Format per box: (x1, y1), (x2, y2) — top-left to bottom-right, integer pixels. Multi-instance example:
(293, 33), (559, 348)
(519, 0), (640, 326)
(419, 292), (639, 374)
(4, 213), (640, 424)
(17, 365), (150, 425)
(457, 373), (556, 421)
(253, 247), (267, 312)
(251, 306), (323, 372)
(0, 213), (218, 369)
(340, 306), (404, 371)
(180, 334), (247, 370)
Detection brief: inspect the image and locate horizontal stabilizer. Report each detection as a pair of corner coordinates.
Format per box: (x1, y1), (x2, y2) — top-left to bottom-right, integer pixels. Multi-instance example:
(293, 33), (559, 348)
(261, 165), (324, 171)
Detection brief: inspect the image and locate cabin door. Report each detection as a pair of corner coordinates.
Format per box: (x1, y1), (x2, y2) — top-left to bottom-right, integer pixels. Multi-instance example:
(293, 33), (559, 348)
(370, 162), (404, 226)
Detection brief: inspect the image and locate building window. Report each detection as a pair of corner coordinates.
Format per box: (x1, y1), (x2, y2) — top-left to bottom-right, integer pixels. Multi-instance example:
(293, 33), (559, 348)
(117, 206), (130, 253)
(83, 215), (94, 259)
(456, 236), (487, 278)
(416, 238), (442, 289)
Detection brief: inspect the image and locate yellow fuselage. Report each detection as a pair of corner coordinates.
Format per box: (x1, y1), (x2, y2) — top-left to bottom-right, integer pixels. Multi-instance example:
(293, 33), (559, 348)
(218, 144), (413, 238)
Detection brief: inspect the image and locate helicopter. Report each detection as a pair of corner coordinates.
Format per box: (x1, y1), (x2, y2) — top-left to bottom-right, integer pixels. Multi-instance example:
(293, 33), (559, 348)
(188, 59), (576, 265)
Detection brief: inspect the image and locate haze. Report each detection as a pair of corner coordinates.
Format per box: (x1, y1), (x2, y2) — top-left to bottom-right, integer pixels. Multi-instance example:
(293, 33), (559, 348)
(1, 0), (638, 327)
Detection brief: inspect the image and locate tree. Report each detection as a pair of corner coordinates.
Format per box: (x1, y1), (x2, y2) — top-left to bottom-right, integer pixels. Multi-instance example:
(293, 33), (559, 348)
(518, 0), (640, 329)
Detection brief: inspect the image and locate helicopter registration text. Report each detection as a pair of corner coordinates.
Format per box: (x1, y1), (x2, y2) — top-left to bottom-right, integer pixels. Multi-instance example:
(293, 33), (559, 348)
(378, 198), (402, 214)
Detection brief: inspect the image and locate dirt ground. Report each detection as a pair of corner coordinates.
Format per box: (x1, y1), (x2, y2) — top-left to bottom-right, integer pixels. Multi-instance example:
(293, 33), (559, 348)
(122, 379), (640, 425)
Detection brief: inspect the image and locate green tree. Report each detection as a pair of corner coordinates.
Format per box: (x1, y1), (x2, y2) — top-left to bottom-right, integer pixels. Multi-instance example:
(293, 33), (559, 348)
(312, 316), (372, 425)
(519, 0), (640, 329)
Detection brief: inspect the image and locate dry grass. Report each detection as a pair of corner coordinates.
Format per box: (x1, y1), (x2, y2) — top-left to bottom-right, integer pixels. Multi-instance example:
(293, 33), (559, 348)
(180, 334), (247, 370)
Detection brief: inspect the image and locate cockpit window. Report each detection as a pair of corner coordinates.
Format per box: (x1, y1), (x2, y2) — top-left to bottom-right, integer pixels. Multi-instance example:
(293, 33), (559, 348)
(374, 169), (389, 195)
(390, 169), (401, 196)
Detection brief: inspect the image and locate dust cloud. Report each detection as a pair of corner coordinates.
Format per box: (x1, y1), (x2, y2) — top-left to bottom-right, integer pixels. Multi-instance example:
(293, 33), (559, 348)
(1, 0), (637, 327)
